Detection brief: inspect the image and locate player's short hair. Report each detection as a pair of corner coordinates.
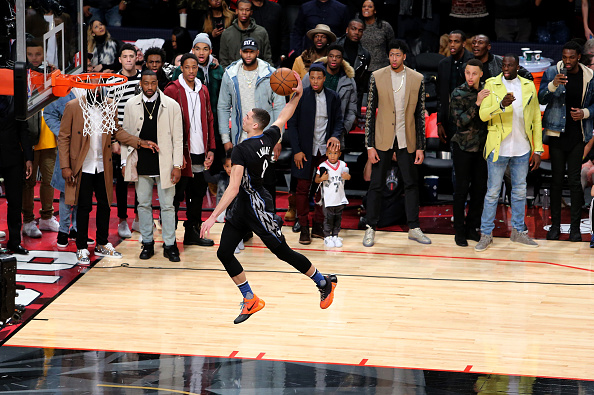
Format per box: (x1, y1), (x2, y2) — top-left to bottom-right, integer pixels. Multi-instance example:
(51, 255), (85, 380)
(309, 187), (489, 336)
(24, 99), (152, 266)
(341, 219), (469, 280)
(466, 58), (483, 70)
(119, 43), (136, 57)
(26, 38), (43, 48)
(327, 44), (345, 56)
(387, 39), (409, 56)
(144, 47), (166, 63)
(251, 108), (270, 131)
(503, 53), (519, 65)
(449, 30), (467, 42)
(563, 40), (583, 55)
(180, 53), (199, 66)
(348, 18), (365, 30)
(237, 0), (252, 7)
(141, 69), (157, 78)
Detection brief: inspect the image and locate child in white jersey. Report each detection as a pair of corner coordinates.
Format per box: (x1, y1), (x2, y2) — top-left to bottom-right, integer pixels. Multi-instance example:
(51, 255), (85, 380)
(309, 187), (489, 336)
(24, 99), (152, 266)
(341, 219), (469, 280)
(315, 147), (351, 247)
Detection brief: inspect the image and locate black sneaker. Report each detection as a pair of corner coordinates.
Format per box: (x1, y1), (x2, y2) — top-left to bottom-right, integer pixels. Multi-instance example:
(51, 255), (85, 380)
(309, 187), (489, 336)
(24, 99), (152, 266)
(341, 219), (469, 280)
(466, 228), (481, 242)
(455, 233), (468, 247)
(318, 274), (337, 309)
(68, 229), (77, 239)
(183, 225), (214, 246)
(569, 227), (582, 242)
(163, 244), (181, 262)
(139, 241), (155, 260)
(57, 231), (69, 248)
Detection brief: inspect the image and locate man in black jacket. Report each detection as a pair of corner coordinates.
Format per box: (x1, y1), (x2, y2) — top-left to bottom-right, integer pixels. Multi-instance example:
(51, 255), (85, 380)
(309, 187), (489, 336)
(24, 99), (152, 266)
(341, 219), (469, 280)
(472, 34), (533, 83)
(251, 0), (289, 65)
(0, 96), (34, 255)
(437, 30), (474, 144)
(336, 19), (371, 108)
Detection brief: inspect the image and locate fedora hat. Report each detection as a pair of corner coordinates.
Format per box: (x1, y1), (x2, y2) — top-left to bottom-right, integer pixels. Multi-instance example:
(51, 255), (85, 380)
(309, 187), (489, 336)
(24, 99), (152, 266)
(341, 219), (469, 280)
(306, 24), (337, 43)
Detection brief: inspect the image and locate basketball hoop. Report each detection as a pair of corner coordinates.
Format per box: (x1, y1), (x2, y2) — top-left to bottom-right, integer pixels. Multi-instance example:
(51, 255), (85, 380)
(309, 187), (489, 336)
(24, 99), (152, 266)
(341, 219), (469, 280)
(63, 72), (128, 137)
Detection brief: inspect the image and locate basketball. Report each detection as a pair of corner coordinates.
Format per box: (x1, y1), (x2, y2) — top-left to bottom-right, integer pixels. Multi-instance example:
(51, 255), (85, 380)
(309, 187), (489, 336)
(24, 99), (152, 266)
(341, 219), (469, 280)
(270, 68), (299, 96)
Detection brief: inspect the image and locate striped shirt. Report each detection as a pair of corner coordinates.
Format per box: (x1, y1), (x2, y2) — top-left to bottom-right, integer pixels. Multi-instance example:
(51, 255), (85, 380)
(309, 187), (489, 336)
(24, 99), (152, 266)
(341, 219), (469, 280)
(107, 69), (141, 126)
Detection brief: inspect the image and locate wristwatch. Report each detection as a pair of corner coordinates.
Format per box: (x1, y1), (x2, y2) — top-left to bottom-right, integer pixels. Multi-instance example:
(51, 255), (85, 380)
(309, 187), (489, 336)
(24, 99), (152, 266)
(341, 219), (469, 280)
(173, 165), (182, 169)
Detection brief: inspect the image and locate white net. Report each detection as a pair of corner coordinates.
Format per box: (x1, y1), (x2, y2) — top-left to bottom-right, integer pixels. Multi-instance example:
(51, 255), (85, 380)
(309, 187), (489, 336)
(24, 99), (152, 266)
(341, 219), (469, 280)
(71, 74), (127, 137)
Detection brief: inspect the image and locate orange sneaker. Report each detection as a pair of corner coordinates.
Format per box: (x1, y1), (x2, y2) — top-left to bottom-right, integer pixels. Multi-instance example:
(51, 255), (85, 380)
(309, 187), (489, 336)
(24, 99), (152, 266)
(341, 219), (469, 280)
(318, 274), (338, 309)
(234, 294), (266, 324)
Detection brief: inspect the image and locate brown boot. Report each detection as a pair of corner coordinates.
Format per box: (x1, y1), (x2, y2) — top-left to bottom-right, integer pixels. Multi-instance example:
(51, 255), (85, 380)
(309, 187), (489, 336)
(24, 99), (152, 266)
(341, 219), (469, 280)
(284, 193), (296, 222)
(299, 226), (311, 245)
(311, 222), (324, 239)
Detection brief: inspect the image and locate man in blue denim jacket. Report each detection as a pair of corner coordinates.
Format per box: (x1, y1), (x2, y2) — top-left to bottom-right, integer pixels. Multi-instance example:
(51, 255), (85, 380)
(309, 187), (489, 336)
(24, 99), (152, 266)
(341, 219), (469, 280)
(539, 41), (594, 241)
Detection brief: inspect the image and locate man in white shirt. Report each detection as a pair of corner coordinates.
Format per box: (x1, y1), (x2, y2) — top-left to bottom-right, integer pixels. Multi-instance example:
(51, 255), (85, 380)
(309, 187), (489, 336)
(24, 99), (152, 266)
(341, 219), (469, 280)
(476, 54), (543, 251)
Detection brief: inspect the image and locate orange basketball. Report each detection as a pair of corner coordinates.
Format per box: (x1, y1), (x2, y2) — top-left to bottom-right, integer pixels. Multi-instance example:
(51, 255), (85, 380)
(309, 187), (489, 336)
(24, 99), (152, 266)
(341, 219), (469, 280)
(270, 68), (299, 96)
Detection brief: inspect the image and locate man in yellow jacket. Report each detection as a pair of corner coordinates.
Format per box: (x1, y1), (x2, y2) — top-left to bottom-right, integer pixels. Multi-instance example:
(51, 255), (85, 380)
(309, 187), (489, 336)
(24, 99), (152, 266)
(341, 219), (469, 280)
(475, 54), (543, 252)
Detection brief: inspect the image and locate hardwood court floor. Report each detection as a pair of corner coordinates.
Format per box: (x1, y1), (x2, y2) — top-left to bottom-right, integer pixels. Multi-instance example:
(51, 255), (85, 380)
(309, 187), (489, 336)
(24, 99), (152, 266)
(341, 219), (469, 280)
(6, 224), (594, 381)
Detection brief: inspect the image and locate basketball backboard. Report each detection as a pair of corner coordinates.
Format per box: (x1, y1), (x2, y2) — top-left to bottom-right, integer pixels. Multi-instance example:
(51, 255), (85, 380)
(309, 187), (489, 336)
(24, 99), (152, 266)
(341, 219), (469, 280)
(13, 0), (85, 120)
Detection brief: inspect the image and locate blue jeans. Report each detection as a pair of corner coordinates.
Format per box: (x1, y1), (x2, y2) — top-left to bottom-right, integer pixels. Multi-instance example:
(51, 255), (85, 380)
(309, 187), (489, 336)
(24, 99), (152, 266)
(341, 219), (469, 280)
(58, 191), (77, 234)
(136, 176), (176, 246)
(89, 5), (122, 26)
(480, 151), (530, 235)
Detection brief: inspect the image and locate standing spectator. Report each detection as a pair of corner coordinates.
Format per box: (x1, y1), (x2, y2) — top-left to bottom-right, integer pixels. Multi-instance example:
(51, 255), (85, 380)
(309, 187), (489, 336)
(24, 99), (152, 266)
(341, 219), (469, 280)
(218, 0), (272, 68)
(251, 0), (289, 65)
(449, 59), (489, 247)
(493, 0), (531, 42)
(292, 24), (336, 79)
(21, 107), (59, 239)
(177, 0), (209, 31)
(45, 91), (95, 248)
(363, 39), (430, 247)
(397, 0), (440, 55)
(288, 63), (343, 245)
(336, 19), (371, 108)
(83, 0), (122, 27)
(471, 34), (534, 83)
(109, 43), (142, 239)
(289, 0), (350, 57)
(302, 44), (357, 144)
(87, 19), (121, 72)
(539, 41), (594, 241)
(0, 96), (33, 255)
(475, 54), (543, 252)
(437, 30), (474, 144)
(144, 47), (171, 91)
(121, 70), (184, 262)
(202, 0), (234, 59)
(218, 38), (285, 206)
(164, 53), (217, 247)
(358, 0), (395, 72)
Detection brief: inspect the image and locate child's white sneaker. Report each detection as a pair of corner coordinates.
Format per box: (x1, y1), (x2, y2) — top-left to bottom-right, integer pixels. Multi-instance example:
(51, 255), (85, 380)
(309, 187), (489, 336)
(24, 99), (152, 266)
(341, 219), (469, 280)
(324, 236), (335, 248)
(332, 235), (343, 247)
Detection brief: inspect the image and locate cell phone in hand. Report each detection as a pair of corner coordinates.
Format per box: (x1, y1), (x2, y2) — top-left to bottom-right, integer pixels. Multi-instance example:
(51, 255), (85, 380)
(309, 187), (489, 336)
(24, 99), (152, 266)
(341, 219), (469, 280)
(215, 21), (224, 30)
(560, 67), (568, 76)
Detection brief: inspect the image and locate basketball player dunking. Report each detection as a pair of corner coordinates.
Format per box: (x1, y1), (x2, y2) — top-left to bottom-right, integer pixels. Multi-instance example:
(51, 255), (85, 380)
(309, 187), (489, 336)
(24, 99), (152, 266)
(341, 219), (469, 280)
(200, 74), (338, 324)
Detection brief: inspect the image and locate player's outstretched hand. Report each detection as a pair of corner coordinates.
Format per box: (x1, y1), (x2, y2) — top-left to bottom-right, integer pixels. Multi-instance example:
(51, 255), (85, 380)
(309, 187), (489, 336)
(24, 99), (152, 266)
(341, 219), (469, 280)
(200, 216), (216, 239)
(292, 71), (303, 97)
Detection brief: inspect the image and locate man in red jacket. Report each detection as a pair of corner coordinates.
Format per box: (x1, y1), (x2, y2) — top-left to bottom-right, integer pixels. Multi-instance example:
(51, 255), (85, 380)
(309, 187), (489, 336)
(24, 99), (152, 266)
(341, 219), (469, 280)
(164, 53), (216, 246)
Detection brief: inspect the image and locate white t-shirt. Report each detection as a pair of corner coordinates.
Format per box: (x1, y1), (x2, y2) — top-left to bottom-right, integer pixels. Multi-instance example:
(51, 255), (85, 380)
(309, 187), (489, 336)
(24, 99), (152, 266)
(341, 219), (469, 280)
(316, 160), (349, 208)
(499, 76), (531, 157)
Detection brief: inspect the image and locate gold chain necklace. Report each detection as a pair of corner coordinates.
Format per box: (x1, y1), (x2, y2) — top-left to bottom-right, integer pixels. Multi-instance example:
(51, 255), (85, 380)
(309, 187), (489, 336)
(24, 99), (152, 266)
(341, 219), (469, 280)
(241, 66), (257, 88)
(143, 100), (157, 120)
(393, 67), (406, 94)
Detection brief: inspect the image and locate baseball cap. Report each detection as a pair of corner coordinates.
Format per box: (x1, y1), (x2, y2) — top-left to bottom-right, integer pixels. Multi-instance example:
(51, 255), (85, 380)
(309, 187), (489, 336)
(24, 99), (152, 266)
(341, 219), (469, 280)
(241, 38), (258, 51)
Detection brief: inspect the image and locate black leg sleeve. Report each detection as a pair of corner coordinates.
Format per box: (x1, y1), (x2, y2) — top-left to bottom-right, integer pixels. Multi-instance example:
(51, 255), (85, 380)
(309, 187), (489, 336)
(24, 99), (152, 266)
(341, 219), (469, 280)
(270, 241), (312, 275)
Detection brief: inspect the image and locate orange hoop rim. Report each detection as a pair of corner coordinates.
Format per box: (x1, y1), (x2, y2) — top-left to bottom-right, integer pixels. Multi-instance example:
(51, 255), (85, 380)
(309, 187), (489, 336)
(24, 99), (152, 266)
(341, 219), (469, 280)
(66, 72), (128, 89)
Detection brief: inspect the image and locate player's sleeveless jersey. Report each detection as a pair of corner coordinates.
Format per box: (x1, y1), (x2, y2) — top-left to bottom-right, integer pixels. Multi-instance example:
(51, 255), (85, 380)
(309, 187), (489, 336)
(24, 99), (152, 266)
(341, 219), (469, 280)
(227, 125), (284, 246)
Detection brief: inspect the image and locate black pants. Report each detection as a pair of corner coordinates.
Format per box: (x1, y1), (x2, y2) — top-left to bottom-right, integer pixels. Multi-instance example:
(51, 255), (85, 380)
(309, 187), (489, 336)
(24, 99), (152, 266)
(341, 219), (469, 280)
(367, 148), (420, 229)
(76, 172), (110, 249)
(323, 205), (344, 237)
(0, 163), (24, 247)
(217, 220), (312, 278)
(174, 172), (208, 229)
(452, 144), (488, 234)
(114, 153), (132, 219)
(550, 141), (585, 230)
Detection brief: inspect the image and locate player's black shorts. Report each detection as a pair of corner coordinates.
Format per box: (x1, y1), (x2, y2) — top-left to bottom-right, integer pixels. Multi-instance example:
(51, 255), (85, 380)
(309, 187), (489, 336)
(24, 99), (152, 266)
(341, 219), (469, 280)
(226, 189), (285, 249)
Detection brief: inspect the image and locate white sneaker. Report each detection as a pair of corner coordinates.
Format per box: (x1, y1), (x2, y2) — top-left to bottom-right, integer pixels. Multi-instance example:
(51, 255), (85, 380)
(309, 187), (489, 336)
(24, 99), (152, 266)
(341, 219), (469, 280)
(0, 230), (5, 240)
(324, 236), (335, 247)
(118, 221), (132, 238)
(23, 221), (42, 238)
(77, 248), (90, 265)
(39, 216), (60, 232)
(234, 246), (241, 254)
(238, 239), (245, 250)
(94, 242), (123, 258)
(332, 235), (343, 247)
(131, 218), (140, 232)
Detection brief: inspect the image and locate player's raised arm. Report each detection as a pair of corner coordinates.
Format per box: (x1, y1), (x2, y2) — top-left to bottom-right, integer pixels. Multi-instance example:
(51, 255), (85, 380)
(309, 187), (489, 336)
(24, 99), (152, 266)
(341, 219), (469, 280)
(200, 164), (244, 238)
(272, 72), (303, 130)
